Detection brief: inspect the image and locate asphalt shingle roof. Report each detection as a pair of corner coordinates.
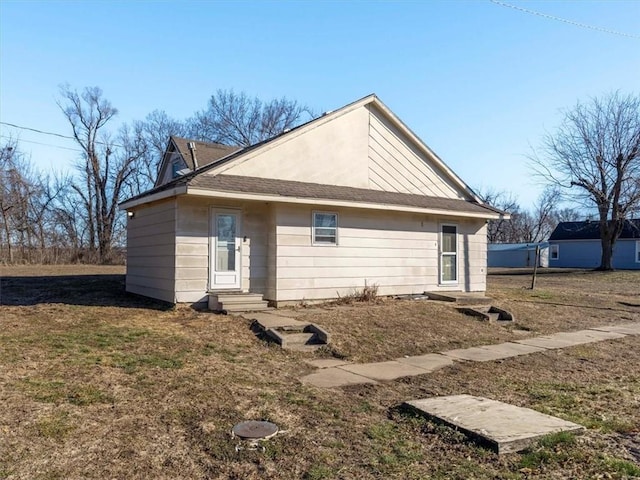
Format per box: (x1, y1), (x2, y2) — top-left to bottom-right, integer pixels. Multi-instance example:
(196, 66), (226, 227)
(170, 136), (240, 170)
(549, 220), (640, 241)
(188, 174), (501, 216)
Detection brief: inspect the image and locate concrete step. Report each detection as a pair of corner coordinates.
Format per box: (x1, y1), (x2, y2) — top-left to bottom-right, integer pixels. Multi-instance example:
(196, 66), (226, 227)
(209, 292), (270, 312)
(214, 293), (266, 304)
(282, 332), (316, 345)
(223, 302), (271, 312)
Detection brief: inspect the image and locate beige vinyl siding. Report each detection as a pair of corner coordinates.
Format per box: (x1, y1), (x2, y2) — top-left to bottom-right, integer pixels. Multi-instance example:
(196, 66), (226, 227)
(367, 106), (464, 199)
(273, 204), (487, 302)
(126, 199), (176, 302)
(214, 103), (471, 202)
(174, 197), (270, 303)
(220, 107), (371, 188)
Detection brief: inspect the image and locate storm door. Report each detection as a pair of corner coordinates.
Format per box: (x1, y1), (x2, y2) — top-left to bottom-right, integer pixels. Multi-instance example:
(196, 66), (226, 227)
(210, 208), (241, 289)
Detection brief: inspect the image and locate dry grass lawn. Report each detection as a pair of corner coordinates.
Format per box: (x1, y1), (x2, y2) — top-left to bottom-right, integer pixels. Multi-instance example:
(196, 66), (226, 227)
(0, 265), (639, 479)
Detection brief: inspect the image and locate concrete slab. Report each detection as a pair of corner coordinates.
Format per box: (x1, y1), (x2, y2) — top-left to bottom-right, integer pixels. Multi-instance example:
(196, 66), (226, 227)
(590, 323), (640, 335)
(425, 291), (493, 305)
(339, 361), (430, 381)
(396, 354), (455, 372)
(404, 394), (584, 454)
(301, 367), (378, 388)
(272, 310), (305, 318)
(479, 342), (547, 358)
(441, 346), (517, 362)
(244, 312), (308, 329)
(305, 358), (351, 369)
(553, 329), (627, 343)
(515, 334), (585, 350)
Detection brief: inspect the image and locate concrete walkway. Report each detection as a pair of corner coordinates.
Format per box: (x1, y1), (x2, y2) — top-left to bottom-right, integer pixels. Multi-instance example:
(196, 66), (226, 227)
(301, 322), (640, 388)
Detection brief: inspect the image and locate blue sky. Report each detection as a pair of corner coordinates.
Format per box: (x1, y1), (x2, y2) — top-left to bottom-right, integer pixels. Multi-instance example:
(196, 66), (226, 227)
(1, 0), (638, 207)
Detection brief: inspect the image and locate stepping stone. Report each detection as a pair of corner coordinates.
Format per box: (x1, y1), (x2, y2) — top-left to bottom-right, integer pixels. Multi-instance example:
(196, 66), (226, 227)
(590, 323), (640, 335)
(305, 358), (351, 369)
(396, 353), (455, 372)
(404, 394), (584, 454)
(339, 361), (430, 381)
(301, 367), (378, 388)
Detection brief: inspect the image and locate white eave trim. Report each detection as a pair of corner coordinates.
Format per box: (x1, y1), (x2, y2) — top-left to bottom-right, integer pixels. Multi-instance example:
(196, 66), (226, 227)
(186, 187), (505, 219)
(119, 185), (188, 210)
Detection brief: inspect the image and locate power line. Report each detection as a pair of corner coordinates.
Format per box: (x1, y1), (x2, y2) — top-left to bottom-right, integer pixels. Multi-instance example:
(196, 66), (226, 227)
(490, 0), (640, 39)
(0, 135), (83, 152)
(0, 121), (125, 148)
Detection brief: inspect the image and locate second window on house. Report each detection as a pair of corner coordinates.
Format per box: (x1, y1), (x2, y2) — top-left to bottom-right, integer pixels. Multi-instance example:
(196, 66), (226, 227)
(313, 212), (338, 245)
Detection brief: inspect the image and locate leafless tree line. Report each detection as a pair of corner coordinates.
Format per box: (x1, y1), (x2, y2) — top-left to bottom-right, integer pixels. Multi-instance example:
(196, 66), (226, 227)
(0, 87), (314, 265)
(477, 187), (580, 244)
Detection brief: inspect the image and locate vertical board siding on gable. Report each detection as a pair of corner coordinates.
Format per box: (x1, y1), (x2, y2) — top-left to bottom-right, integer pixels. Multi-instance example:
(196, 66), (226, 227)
(174, 197), (270, 303)
(367, 109), (465, 200)
(126, 199), (176, 303)
(274, 204), (486, 301)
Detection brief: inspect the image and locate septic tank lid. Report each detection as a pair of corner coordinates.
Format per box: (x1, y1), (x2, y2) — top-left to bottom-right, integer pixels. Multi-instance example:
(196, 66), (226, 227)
(232, 420), (279, 440)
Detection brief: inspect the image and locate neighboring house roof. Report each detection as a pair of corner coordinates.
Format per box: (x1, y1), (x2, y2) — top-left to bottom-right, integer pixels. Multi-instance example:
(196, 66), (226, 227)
(123, 94), (507, 220)
(549, 220), (640, 241)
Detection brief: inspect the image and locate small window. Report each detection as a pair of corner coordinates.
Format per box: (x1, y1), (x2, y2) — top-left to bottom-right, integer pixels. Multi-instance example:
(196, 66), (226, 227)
(550, 244), (559, 260)
(172, 160), (181, 178)
(313, 212), (337, 245)
(636, 241), (640, 263)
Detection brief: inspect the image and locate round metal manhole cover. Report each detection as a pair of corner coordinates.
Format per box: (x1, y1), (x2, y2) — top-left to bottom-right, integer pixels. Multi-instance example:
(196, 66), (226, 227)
(232, 420), (279, 440)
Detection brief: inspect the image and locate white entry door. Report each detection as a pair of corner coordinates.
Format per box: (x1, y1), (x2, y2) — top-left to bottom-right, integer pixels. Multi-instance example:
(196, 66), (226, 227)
(210, 208), (241, 289)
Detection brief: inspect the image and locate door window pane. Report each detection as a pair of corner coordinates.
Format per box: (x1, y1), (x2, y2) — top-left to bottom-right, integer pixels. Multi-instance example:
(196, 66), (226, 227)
(442, 255), (457, 282)
(442, 225), (457, 253)
(216, 214), (236, 271)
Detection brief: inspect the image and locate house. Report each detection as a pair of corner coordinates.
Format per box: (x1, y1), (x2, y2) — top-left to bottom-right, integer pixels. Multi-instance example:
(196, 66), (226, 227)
(548, 220), (640, 270)
(119, 94), (507, 306)
(488, 242), (549, 268)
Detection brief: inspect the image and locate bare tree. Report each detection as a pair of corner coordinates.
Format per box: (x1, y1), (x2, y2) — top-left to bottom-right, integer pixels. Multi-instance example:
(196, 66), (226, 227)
(477, 186), (578, 244)
(476, 188), (521, 243)
(189, 89), (315, 147)
(59, 85), (147, 263)
(533, 92), (640, 270)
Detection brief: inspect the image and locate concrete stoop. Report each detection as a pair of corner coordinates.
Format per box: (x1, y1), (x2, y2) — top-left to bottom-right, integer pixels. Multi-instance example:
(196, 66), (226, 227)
(425, 291), (493, 306)
(209, 292), (271, 313)
(243, 312), (331, 352)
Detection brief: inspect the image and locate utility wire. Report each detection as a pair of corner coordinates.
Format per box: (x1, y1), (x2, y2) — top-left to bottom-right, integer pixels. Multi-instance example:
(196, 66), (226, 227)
(0, 135), (83, 152)
(0, 121), (125, 148)
(490, 0), (640, 39)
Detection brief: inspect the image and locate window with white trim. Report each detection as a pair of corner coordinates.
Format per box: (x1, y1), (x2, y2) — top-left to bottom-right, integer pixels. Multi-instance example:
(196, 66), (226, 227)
(313, 212), (337, 245)
(550, 244), (559, 260)
(636, 241), (640, 263)
(440, 224), (457, 283)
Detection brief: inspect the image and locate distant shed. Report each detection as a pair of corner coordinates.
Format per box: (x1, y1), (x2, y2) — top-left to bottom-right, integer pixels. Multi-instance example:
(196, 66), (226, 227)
(548, 220), (640, 270)
(488, 242), (549, 268)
